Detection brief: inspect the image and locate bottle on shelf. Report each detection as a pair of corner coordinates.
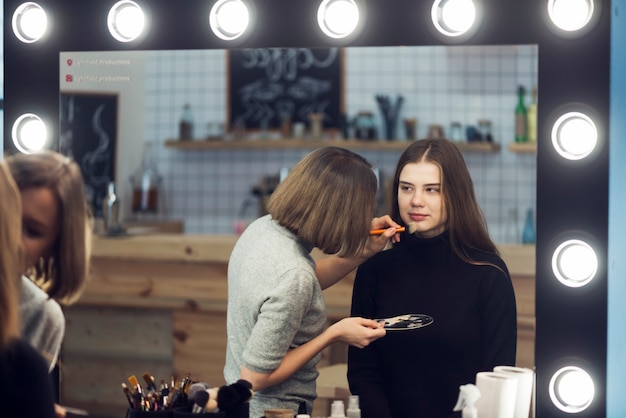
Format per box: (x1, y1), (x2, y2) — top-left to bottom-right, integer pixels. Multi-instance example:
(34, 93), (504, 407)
(179, 103), (194, 140)
(514, 85), (527, 143)
(522, 208), (536, 244)
(130, 142), (162, 216)
(102, 181), (121, 234)
(527, 86), (538, 143)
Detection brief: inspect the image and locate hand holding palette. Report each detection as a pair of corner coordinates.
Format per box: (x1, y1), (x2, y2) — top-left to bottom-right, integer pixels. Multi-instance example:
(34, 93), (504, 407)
(374, 313), (434, 331)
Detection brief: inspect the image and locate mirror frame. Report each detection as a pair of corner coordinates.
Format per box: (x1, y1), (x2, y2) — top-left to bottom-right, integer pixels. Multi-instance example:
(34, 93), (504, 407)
(3, 0), (611, 416)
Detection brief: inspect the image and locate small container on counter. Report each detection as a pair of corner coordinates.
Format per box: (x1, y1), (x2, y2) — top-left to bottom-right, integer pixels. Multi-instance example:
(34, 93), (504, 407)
(309, 112), (324, 139)
(354, 111), (377, 141)
(427, 124), (444, 140)
(478, 119), (493, 142)
(404, 117), (417, 140)
(450, 121), (463, 142)
(179, 104), (194, 140)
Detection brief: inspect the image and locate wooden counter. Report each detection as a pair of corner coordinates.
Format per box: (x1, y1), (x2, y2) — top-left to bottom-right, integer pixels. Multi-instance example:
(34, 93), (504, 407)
(60, 234), (535, 417)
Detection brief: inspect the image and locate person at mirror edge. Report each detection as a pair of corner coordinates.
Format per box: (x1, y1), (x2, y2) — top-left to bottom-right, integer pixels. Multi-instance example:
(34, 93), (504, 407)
(348, 138), (517, 418)
(6, 151), (93, 418)
(0, 161), (57, 418)
(224, 146), (403, 417)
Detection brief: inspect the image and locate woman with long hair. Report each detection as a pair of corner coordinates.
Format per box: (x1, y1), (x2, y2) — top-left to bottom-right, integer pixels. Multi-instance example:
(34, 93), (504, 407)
(348, 138), (517, 418)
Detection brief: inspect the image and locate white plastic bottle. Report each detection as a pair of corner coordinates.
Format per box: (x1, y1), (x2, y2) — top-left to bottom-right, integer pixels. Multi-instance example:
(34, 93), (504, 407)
(330, 399), (346, 418)
(347, 395), (361, 418)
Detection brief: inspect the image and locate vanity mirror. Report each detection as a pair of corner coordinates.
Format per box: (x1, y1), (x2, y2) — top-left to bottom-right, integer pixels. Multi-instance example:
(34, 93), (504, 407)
(3, 0), (611, 417)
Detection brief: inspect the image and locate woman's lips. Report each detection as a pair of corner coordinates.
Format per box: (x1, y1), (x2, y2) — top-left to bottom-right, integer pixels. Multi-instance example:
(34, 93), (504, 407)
(409, 213), (427, 221)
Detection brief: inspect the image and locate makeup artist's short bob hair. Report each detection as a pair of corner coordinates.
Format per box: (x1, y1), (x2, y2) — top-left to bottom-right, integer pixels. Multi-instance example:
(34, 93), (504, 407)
(267, 146), (377, 258)
(0, 162), (23, 346)
(6, 150), (92, 305)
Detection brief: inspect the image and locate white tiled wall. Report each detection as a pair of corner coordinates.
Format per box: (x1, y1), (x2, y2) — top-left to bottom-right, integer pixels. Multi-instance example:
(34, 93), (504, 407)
(143, 45), (537, 243)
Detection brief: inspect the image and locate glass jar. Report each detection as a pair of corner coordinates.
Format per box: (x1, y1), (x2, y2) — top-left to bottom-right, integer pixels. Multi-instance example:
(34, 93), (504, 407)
(478, 119), (493, 142)
(354, 111), (377, 141)
(450, 122), (463, 142)
(130, 143), (162, 215)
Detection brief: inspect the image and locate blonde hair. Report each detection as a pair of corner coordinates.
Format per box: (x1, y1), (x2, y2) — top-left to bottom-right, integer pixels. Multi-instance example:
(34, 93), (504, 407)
(267, 147), (377, 258)
(0, 162), (23, 346)
(6, 150), (92, 304)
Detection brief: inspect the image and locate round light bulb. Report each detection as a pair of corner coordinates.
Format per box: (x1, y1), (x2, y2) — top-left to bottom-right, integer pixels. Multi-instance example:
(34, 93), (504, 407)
(318, 0), (360, 39)
(548, 0), (594, 32)
(551, 111), (598, 160)
(209, 0), (250, 41)
(549, 366), (595, 413)
(551, 239), (598, 287)
(107, 0), (145, 43)
(11, 113), (48, 154)
(12, 2), (48, 43)
(432, 0), (477, 37)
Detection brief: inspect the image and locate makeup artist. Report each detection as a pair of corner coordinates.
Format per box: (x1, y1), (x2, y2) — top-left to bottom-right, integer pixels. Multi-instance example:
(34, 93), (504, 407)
(7, 150), (92, 372)
(347, 138), (517, 418)
(224, 146), (402, 417)
(0, 161), (57, 418)
(7, 151), (92, 418)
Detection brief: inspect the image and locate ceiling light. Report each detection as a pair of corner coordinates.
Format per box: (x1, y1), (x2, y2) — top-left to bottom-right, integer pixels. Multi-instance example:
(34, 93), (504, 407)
(551, 111), (598, 160)
(209, 0), (250, 41)
(317, 0), (360, 39)
(548, 0), (594, 32)
(549, 366), (595, 413)
(551, 239), (598, 287)
(107, 0), (146, 43)
(431, 0), (477, 38)
(11, 113), (49, 154)
(11, 2), (48, 43)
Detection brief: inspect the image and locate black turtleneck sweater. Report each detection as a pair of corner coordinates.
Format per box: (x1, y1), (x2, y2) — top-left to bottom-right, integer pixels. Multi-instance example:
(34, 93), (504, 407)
(348, 232), (517, 418)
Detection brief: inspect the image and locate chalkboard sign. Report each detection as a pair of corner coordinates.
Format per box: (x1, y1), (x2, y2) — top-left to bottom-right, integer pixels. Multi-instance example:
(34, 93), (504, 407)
(228, 48), (343, 132)
(59, 92), (118, 217)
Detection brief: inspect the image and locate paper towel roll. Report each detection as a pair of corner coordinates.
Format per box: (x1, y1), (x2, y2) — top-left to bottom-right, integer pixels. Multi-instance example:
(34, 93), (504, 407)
(493, 366), (534, 418)
(475, 371), (518, 418)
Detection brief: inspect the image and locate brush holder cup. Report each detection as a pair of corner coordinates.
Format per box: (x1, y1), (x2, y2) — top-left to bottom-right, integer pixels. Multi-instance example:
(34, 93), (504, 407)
(172, 406), (226, 417)
(126, 409), (172, 418)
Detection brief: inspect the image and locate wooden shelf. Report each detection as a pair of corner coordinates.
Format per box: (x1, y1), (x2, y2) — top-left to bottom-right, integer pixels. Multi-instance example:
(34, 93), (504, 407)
(164, 139), (501, 153)
(508, 142), (537, 153)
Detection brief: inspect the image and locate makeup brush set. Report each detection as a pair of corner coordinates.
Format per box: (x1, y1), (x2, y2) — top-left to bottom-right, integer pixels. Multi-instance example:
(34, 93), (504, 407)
(123, 373), (252, 417)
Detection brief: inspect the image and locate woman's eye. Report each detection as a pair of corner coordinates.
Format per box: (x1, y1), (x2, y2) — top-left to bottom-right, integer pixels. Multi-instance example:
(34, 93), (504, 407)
(23, 225), (43, 238)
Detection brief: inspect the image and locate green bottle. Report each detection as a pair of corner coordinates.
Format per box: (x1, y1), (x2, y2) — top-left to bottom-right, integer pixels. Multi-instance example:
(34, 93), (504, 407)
(515, 85), (527, 143)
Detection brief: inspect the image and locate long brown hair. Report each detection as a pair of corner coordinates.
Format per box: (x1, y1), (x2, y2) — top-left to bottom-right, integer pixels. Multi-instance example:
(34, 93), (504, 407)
(6, 150), (92, 304)
(391, 138), (499, 263)
(267, 147), (377, 258)
(0, 162), (23, 347)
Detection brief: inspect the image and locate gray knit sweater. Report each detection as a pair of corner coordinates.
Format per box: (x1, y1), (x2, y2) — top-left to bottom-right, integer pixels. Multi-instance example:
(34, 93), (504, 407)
(19, 276), (65, 372)
(224, 215), (326, 418)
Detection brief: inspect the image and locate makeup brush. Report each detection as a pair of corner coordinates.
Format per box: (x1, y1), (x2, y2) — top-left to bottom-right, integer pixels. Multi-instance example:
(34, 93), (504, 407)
(191, 390), (210, 413)
(370, 222), (418, 235)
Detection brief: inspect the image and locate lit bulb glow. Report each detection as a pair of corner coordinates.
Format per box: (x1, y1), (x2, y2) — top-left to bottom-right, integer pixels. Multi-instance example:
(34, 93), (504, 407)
(552, 239), (598, 287)
(210, 0), (250, 41)
(548, 0), (594, 32)
(432, 0), (476, 37)
(107, 0), (145, 43)
(318, 0), (360, 39)
(549, 366), (595, 413)
(11, 113), (48, 154)
(12, 2), (47, 43)
(551, 111), (598, 160)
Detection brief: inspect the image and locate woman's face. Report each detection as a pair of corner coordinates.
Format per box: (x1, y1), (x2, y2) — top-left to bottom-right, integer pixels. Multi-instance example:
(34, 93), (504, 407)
(20, 187), (61, 269)
(397, 161), (447, 238)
